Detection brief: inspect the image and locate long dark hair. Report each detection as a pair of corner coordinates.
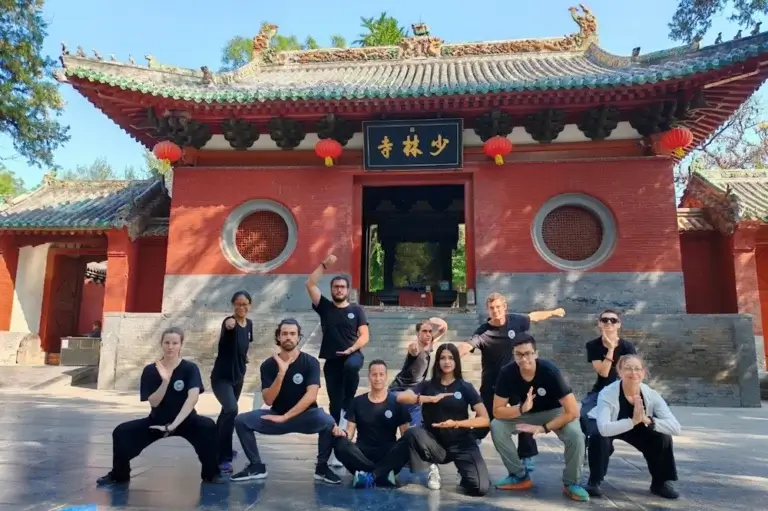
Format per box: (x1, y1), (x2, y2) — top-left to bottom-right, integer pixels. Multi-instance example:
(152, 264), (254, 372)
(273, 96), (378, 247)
(431, 343), (463, 384)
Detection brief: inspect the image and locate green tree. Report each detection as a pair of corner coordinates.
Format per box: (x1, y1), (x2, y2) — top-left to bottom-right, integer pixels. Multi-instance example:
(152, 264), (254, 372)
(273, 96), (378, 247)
(57, 156), (158, 181)
(220, 31), (347, 71)
(355, 12), (408, 47)
(1, 0), (70, 169)
(669, 0), (767, 42)
(0, 166), (25, 198)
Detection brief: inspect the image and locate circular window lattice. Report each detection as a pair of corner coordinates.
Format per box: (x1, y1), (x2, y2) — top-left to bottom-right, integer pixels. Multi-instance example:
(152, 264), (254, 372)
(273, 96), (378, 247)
(541, 206), (604, 262)
(235, 211), (289, 264)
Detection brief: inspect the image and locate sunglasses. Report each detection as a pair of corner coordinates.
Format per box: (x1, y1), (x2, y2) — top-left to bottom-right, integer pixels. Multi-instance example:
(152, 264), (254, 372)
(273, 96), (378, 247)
(600, 317), (619, 324)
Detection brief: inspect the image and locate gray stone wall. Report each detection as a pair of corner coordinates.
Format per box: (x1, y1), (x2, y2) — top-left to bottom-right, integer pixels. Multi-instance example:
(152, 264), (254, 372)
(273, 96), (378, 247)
(476, 272), (686, 314)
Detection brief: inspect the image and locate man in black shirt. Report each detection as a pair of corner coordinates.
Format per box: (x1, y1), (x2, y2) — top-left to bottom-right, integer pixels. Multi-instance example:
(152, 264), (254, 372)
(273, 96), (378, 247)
(332, 360), (412, 488)
(490, 334), (589, 502)
(231, 318), (341, 484)
(457, 291), (565, 471)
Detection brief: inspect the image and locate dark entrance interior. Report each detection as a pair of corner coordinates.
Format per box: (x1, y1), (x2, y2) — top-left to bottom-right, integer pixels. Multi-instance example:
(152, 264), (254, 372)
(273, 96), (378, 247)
(361, 185), (466, 307)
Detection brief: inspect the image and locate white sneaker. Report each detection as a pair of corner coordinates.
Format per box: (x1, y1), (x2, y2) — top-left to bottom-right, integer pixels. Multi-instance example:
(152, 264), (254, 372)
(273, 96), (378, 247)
(426, 464), (441, 490)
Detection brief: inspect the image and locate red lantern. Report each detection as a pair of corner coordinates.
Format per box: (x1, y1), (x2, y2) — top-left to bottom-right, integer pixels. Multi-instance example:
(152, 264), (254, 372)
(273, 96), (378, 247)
(315, 139), (343, 167)
(660, 127), (694, 157)
(483, 136), (513, 166)
(152, 141), (183, 163)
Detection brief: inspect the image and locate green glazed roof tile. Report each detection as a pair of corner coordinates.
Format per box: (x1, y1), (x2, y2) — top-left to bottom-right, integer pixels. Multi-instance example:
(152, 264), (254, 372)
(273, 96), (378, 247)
(693, 169), (768, 220)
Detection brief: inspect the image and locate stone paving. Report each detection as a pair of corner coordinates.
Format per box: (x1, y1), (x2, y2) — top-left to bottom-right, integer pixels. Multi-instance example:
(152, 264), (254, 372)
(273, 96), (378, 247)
(0, 386), (766, 510)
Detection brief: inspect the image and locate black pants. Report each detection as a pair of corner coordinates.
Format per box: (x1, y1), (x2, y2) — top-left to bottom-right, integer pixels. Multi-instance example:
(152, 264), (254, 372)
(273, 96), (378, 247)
(587, 420), (678, 485)
(212, 379), (243, 463)
(404, 427), (491, 496)
(475, 391), (538, 458)
(333, 437), (407, 477)
(323, 351), (364, 423)
(109, 415), (219, 481)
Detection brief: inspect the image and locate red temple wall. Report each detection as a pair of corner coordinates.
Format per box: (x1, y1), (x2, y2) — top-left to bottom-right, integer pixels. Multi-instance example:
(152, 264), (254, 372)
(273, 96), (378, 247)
(679, 232), (738, 315)
(133, 237), (167, 313)
(77, 282), (105, 334)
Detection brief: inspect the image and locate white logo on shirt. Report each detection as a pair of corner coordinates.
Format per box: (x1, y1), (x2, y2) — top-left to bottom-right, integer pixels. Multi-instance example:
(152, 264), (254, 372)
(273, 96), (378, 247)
(508, 330), (516, 339)
(347, 312), (355, 319)
(384, 410), (393, 419)
(173, 380), (185, 392)
(537, 387), (547, 397)
(292, 373), (304, 385)
(453, 391), (463, 400)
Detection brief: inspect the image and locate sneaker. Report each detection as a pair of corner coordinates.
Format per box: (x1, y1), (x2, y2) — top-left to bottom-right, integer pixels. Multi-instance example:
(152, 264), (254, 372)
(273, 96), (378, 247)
(203, 474), (226, 484)
(96, 472), (129, 486)
(328, 452), (343, 468)
(426, 464), (441, 490)
(563, 483), (590, 502)
(650, 481), (679, 499)
(522, 457), (535, 473)
(314, 463), (342, 485)
(230, 463), (267, 482)
(218, 461), (233, 474)
(352, 471), (375, 489)
(495, 473), (533, 490)
(375, 470), (396, 487)
(585, 481), (603, 497)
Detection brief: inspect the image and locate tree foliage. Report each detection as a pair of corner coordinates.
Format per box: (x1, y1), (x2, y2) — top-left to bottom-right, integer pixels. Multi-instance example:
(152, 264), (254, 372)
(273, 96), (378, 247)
(354, 12), (408, 47)
(0, 166), (25, 198)
(669, 0), (767, 43)
(220, 30), (347, 71)
(0, 0), (70, 168)
(56, 153), (160, 182)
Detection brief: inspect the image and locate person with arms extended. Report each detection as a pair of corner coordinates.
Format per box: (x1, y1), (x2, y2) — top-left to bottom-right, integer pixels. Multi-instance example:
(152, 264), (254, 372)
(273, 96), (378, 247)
(210, 290), (254, 474)
(456, 291), (565, 472)
(231, 318), (341, 484)
(97, 327), (223, 486)
(395, 343), (491, 496)
(332, 359), (412, 488)
(306, 254), (370, 466)
(490, 333), (588, 502)
(587, 354), (681, 499)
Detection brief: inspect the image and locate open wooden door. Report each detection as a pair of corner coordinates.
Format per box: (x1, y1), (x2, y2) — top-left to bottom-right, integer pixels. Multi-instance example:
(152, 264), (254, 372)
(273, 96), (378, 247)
(41, 254), (84, 363)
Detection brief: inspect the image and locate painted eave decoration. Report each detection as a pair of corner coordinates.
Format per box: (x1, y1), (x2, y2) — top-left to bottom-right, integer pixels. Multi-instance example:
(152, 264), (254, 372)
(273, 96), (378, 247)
(54, 6), (768, 103)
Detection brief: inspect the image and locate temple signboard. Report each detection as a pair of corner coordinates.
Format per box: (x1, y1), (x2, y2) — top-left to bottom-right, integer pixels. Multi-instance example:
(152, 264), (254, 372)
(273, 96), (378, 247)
(362, 118), (464, 171)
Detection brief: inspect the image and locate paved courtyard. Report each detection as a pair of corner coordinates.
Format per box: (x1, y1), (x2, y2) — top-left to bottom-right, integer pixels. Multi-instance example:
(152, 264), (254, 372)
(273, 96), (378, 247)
(0, 386), (766, 510)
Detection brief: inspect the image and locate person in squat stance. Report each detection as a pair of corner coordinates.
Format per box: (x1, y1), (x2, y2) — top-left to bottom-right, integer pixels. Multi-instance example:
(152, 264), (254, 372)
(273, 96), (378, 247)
(97, 327), (223, 486)
(231, 318), (341, 484)
(306, 254), (370, 466)
(210, 290), (254, 473)
(395, 343), (491, 496)
(587, 355), (681, 499)
(457, 291), (565, 472)
(490, 333), (588, 502)
(332, 360), (412, 488)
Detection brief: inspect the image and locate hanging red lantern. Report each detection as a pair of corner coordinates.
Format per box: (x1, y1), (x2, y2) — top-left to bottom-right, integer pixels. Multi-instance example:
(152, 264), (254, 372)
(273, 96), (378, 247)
(660, 127), (694, 157)
(315, 139), (343, 167)
(152, 141), (183, 171)
(483, 136), (513, 166)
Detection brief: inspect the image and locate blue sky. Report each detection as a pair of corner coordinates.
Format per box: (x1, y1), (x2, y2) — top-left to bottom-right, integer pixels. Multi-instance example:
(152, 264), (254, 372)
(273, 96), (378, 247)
(2, 0), (766, 188)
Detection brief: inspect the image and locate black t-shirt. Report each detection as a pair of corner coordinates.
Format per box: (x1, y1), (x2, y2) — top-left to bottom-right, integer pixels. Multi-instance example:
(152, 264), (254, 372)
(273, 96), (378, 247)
(312, 295), (369, 359)
(346, 393), (411, 456)
(495, 359), (572, 413)
(389, 347), (431, 391)
(140, 359), (204, 425)
(413, 378), (481, 447)
(211, 318), (253, 383)
(260, 351), (321, 415)
(617, 385), (646, 428)
(467, 313), (531, 394)
(585, 337), (637, 393)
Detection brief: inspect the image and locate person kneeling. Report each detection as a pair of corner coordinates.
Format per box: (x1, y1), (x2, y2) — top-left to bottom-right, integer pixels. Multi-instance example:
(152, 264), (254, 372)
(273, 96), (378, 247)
(97, 327), (223, 486)
(332, 359), (413, 488)
(490, 333), (588, 502)
(231, 318), (341, 484)
(396, 343), (491, 497)
(587, 354), (681, 500)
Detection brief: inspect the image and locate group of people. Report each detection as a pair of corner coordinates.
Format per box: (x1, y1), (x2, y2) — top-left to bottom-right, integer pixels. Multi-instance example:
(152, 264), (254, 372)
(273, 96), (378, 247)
(95, 254), (682, 503)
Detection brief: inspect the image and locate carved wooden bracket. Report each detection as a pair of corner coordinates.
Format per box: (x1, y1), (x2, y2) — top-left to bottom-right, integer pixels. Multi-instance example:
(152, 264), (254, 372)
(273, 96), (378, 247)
(473, 109), (514, 142)
(268, 118), (306, 150)
(524, 108), (566, 143)
(578, 105), (620, 141)
(315, 114), (355, 146)
(222, 117), (260, 150)
(148, 108), (212, 149)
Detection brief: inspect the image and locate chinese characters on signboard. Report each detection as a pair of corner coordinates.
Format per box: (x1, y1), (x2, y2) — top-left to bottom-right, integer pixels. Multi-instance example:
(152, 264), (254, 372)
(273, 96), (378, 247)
(362, 119), (464, 171)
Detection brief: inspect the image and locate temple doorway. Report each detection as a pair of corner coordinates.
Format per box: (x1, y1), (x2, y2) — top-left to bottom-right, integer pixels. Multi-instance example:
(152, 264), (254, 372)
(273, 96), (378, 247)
(360, 184), (466, 307)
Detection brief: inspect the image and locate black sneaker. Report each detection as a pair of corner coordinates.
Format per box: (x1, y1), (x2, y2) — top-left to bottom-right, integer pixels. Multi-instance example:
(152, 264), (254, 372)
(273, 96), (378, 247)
(203, 474), (227, 484)
(650, 481), (679, 499)
(231, 463), (267, 482)
(586, 481), (603, 497)
(96, 472), (129, 486)
(314, 463), (342, 485)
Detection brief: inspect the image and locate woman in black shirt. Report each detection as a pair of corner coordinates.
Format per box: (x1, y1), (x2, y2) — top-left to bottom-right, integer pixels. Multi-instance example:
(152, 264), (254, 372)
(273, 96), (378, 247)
(395, 343), (491, 496)
(210, 291), (254, 473)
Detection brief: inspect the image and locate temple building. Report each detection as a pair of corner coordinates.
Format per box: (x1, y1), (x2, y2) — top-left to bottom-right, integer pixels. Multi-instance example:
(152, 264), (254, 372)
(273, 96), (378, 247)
(0, 7), (765, 405)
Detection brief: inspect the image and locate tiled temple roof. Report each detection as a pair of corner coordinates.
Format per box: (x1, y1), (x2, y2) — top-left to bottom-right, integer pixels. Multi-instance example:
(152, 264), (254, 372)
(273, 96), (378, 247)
(0, 177), (169, 235)
(677, 208), (715, 231)
(692, 169), (768, 221)
(56, 7), (768, 103)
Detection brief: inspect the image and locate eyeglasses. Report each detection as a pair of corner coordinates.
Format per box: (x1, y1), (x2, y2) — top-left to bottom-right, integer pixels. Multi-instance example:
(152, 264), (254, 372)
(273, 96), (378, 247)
(600, 317), (619, 324)
(233, 302), (250, 308)
(622, 366), (644, 373)
(513, 351), (536, 360)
